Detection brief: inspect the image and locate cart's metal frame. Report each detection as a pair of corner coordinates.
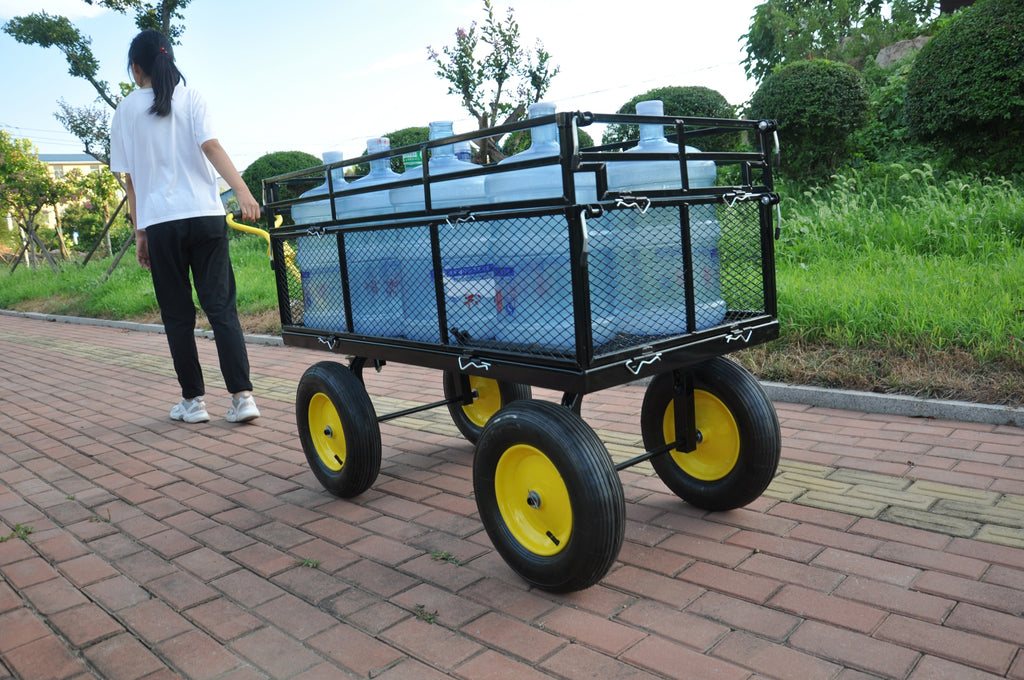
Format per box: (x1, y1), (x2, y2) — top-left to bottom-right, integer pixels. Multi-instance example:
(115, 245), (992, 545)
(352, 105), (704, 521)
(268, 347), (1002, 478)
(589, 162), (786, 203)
(260, 111), (781, 591)
(262, 111), (780, 404)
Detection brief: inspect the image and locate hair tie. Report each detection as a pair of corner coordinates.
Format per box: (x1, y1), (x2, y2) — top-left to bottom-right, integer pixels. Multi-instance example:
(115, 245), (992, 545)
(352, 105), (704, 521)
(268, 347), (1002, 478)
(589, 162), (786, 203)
(159, 47), (168, 55)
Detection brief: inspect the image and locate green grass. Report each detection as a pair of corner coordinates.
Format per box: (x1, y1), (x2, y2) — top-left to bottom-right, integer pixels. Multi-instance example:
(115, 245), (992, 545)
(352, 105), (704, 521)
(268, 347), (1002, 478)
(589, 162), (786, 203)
(775, 163), (1024, 364)
(0, 234), (276, 321)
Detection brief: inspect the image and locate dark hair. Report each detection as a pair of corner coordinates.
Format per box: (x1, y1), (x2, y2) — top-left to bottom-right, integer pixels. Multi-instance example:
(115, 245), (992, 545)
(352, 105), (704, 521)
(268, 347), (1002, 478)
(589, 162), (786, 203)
(127, 30), (186, 117)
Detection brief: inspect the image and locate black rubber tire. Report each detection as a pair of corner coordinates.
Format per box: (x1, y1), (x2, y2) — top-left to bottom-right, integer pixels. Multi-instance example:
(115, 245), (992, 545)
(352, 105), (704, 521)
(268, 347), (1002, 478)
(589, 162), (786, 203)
(296, 361), (381, 498)
(443, 371), (532, 444)
(474, 400), (624, 592)
(640, 357), (781, 511)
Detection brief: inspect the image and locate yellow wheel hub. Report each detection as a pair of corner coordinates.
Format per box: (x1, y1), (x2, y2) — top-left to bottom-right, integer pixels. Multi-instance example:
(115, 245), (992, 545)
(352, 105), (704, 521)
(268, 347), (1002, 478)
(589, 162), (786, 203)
(494, 444), (572, 556)
(309, 392), (345, 471)
(663, 390), (740, 481)
(462, 376), (500, 428)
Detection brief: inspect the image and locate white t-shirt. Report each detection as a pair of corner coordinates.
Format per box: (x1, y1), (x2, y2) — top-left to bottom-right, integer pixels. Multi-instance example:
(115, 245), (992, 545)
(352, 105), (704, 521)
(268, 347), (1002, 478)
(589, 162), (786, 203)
(110, 83), (225, 230)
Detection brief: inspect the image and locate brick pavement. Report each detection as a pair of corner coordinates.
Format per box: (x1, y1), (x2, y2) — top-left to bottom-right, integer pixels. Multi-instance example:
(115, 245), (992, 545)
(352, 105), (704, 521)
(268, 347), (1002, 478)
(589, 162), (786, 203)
(2, 312), (1024, 679)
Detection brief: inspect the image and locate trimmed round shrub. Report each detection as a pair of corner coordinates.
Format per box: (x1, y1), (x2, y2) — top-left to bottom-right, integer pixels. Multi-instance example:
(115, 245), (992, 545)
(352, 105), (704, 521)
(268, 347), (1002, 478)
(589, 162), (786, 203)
(748, 59), (870, 181)
(242, 150), (322, 205)
(904, 0), (1024, 175)
(601, 86), (736, 147)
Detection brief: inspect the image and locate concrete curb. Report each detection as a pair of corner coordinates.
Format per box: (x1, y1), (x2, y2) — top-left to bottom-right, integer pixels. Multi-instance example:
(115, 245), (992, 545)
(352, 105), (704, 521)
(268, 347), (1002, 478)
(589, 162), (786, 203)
(4, 309), (1022, 428)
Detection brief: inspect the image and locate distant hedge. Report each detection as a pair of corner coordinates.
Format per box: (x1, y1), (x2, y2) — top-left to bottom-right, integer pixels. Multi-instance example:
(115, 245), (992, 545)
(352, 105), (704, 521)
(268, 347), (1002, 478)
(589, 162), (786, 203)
(601, 86), (736, 148)
(904, 0), (1024, 175)
(748, 59), (869, 180)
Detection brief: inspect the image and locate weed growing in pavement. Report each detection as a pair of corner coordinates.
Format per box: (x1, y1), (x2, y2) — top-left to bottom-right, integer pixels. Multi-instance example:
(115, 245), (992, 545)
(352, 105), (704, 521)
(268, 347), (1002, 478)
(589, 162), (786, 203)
(431, 550), (467, 566)
(0, 524), (33, 542)
(412, 604), (437, 623)
(299, 557), (322, 568)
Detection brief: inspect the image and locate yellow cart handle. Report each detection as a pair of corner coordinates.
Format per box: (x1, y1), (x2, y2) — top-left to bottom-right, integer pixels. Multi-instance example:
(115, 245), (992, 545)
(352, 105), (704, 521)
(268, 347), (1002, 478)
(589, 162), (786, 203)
(226, 211), (282, 259)
(226, 211), (300, 282)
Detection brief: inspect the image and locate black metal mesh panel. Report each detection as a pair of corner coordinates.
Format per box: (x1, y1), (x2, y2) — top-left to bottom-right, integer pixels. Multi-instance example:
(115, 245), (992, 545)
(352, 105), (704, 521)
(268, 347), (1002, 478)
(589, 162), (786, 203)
(282, 200), (767, 357)
(290, 232), (347, 332)
(718, 201), (766, 317)
(342, 228), (404, 338)
(483, 214), (576, 356)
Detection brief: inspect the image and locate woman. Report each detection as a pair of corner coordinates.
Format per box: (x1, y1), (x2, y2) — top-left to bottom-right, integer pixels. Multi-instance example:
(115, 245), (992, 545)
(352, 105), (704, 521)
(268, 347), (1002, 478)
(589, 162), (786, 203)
(110, 29), (260, 424)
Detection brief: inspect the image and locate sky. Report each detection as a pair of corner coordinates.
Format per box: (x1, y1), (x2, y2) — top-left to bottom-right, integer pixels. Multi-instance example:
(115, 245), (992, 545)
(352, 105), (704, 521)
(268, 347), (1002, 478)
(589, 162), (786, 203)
(0, 0), (764, 173)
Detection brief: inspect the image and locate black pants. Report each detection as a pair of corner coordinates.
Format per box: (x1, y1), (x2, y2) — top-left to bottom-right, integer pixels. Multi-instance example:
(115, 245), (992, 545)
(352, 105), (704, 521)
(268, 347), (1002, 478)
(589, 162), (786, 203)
(146, 215), (252, 399)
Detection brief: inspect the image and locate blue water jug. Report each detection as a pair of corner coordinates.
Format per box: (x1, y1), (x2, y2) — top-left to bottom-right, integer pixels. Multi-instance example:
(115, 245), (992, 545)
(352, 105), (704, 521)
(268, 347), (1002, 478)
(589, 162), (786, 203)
(485, 102), (614, 353)
(606, 99), (726, 336)
(339, 138), (404, 337)
(391, 122), (491, 343)
(294, 151), (347, 331)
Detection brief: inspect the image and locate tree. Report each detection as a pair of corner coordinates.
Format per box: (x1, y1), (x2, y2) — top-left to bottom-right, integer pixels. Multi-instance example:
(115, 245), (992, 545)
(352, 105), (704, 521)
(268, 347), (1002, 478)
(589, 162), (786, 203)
(66, 167), (126, 256)
(3, 2), (191, 164)
(428, 0), (559, 163)
(741, 0), (939, 84)
(748, 59), (869, 180)
(903, 0), (1024, 175)
(0, 131), (72, 272)
(600, 86), (737, 147)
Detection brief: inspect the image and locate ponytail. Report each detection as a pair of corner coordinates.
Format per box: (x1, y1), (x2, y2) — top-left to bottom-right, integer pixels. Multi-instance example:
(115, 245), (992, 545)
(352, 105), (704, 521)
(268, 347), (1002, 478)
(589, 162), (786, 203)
(127, 29), (186, 117)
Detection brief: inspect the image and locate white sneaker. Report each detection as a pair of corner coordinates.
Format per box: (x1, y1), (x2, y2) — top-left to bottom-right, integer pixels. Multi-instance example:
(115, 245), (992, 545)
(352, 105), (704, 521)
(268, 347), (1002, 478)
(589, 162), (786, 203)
(170, 397), (210, 423)
(226, 393), (260, 423)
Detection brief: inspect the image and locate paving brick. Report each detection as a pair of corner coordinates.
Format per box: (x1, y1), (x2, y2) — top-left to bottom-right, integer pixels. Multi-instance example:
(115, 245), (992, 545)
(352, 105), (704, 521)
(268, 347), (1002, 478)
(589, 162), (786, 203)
(789, 620), (920, 679)
(0, 608), (51, 653)
(944, 602), (1024, 646)
(541, 640), (659, 680)
(230, 542), (298, 578)
(48, 602), (123, 647)
(83, 632), (168, 680)
(453, 649), (559, 680)
(119, 599), (194, 645)
(2, 634), (90, 680)
(834, 576), (954, 624)
(460, 578), (557, 623)
(381, 617), (484, 671)
(85, 575), (151, 612)
(151, 630), (241, 680)
(147, 570), (218, 610)
(229, 627), (321, 678)
(713, 630), (843, 680)
(59, 553), (121, 587)
(254, 593), (337, 640)
(619, 634), (750, 680)
(307, 623), (405, 677)
(2, 557), (59, 589)
(460, 611), (563, 663)
(810, 547), (920, 587)
(617, 598), (729, 651)
(737, 552), (845, 592)
(210, 569), (286, 607)
(678, 560), (782, 604)
(389, 583), (488, 629)
(604, 565), (704, 607)
(23, 576), (91, 618)
(908, 655), (1008, 680)
(767, 584), (887, 633)
(538, 606), (646, 656)
(875, 614), (1016, 674)
(184, 598), (262, 642)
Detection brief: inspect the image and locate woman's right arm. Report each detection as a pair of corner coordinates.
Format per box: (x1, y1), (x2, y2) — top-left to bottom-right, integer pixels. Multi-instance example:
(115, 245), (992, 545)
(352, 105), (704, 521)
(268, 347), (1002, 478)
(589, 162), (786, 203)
(125, 174), (150, 271)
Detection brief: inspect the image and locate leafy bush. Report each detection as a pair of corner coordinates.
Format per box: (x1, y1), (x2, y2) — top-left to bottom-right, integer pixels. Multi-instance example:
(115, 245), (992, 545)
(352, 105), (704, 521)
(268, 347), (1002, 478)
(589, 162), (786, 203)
(241, 150), (322, 205)
(903, 0), (1024, 175)
(748, 59), (869, 181)
(601, 86), (736, 147)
